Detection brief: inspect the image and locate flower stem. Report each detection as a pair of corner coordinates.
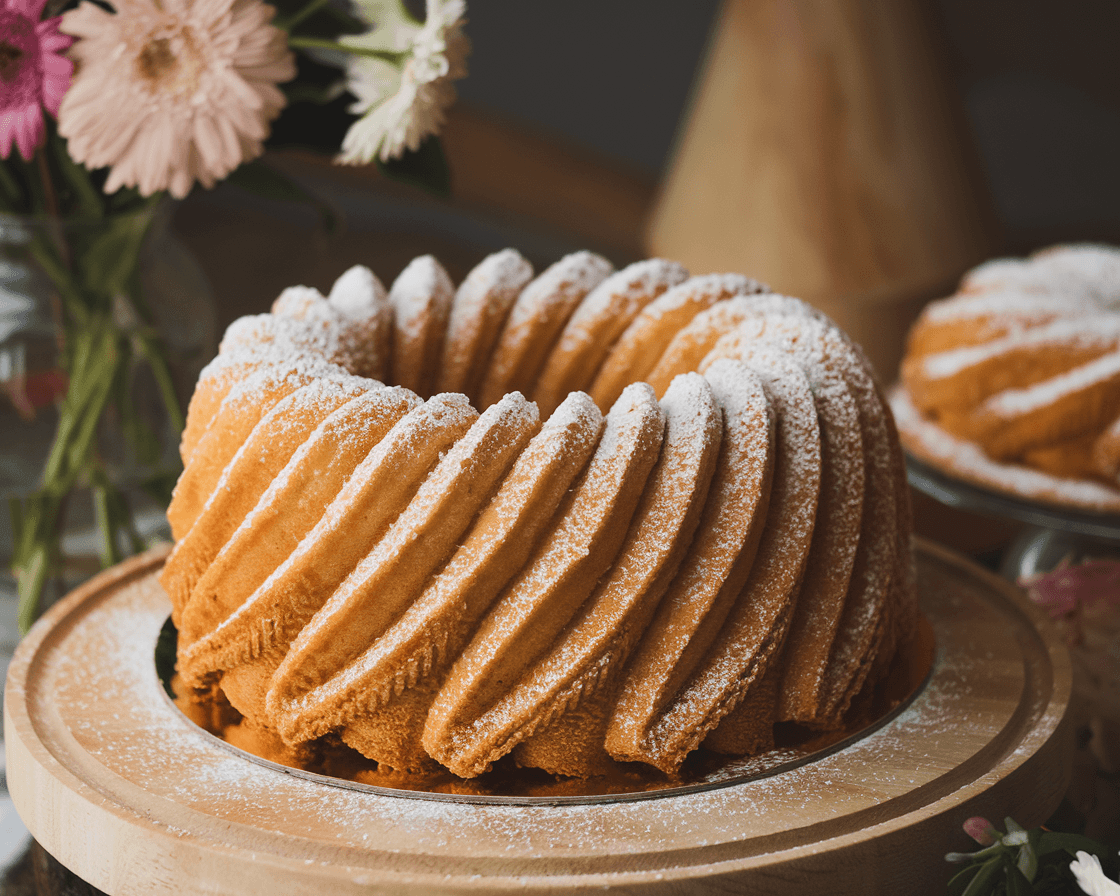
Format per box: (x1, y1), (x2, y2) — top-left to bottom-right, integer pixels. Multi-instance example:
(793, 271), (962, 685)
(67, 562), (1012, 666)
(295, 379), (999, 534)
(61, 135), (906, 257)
(287, 35), (408, 64)
(17, 544), (51, 633)
(0, 162), (22, 205)
(35, 149), (60, 220)
(134, 333), (184, 433)
(280, 0), (330, 32)
(92, 481), (121, 568)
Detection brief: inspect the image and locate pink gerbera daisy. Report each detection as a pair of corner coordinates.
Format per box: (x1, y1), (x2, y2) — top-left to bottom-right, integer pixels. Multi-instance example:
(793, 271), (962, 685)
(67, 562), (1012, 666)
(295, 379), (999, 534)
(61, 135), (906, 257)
(0, 0), (73, 160)
(58, 0), (295, 198)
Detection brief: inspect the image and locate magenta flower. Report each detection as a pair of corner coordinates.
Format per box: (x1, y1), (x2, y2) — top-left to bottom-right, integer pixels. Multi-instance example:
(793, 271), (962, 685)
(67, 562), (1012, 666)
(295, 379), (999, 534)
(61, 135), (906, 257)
(0, 0), (72, 160)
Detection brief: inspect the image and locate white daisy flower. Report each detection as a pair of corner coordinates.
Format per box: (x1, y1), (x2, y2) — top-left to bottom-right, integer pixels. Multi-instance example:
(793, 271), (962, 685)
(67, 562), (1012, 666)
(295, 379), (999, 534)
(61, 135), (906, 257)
(1071, 851), (1120, 896)
(337, 0), (468, 165)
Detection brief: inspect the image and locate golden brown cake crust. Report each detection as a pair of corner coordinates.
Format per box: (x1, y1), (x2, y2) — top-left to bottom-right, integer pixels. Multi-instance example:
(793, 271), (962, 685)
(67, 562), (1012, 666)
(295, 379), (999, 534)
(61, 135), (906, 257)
(167, 252), (918, 783)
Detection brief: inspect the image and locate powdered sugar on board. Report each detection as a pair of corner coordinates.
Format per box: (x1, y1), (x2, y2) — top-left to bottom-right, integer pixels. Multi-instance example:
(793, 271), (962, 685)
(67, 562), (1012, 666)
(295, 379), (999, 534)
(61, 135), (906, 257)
(14, 543), (1064, 889)
(891, 385), (1120, 512)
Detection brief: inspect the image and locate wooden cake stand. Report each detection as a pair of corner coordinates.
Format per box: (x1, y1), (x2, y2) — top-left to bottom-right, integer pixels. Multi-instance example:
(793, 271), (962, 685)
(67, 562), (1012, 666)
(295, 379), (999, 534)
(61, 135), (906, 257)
(4, 538), (1071, 895)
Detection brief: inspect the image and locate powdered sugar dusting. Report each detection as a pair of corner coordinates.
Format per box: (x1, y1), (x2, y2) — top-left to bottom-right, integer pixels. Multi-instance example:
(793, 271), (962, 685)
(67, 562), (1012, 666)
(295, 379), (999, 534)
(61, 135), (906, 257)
(271, 285), (324, 318)
(478, 252), (615, 407)
(982, 350), (1120, 416)
(919, 289), (1097, 327)
(460, 373), (722, 764)
(427, 384), (664, 775)
(892, 385), (1120, 511)
(963, 243), (1120, 308)
(918, 315), (1120, 381)
(608, 361), (774, 765)
(170, 247), (918, 785)
(645, 352), (821, 756)
(439, 249), (534, 399)
(27, 540), (1060, 890)
(389, 255), (454, 346)
(329, 265), (388, 317)
(900, 242), (1120, 504)
(635, 274), (769, 325)
(558, 259), (689, 348)
(513, 252), (616, 322)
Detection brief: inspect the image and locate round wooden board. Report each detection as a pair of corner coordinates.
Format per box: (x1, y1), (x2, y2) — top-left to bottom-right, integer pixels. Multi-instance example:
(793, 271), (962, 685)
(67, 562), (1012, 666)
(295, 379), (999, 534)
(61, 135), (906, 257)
(4, 539), (1071, 895)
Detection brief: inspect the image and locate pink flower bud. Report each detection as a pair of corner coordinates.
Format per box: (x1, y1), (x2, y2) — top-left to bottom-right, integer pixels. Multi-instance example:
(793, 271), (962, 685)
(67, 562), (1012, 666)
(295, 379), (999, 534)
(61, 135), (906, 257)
(963, 816), (999, 846)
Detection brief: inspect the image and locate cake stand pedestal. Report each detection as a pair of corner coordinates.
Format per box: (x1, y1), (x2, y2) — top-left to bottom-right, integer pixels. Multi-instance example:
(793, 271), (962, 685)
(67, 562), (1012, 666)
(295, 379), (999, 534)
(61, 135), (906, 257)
(4, 539), (1071, 895)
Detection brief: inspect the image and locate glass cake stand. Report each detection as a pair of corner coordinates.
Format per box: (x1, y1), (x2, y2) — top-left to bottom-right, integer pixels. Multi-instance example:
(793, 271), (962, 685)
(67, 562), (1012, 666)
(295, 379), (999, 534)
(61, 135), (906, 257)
(904, 453), (1120, 581)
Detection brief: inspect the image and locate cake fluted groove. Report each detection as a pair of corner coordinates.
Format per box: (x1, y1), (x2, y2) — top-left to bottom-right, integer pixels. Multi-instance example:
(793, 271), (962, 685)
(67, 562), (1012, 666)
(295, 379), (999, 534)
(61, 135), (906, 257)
(423, 383), (666, 778)
(589, 273), (769, 411)
(437, 249), (534, 403)
(267, 392), (542, 744)
(474, 372), (724, 777)
(334, 391), (606, 770)
(531, 259), (689, 416)
(479, 251), (616, 410)
(175, 385), (420, 652)
(178, 393), (476, 701)
(604, 361), (775, 771)
(161, 375), (374, 623)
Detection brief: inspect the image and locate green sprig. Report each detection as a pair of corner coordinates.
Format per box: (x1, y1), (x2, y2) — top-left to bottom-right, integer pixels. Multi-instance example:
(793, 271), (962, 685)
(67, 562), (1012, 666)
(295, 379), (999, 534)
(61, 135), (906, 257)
(945, 817), (1117, 896)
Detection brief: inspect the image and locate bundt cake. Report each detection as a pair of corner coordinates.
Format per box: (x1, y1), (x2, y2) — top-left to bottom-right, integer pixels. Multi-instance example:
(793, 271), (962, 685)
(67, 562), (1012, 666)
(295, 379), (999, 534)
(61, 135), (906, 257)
(894, 243), (1120, 512)
(162, 248), (919, 781)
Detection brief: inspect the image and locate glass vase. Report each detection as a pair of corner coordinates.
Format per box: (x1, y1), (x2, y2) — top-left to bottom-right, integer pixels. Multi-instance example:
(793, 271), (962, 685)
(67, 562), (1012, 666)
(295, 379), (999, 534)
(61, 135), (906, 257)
(0, 202), (215, 646)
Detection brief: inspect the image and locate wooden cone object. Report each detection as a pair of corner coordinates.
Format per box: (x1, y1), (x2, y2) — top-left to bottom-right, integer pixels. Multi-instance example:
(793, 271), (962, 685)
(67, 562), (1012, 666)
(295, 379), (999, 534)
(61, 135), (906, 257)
(645, 0), (999, 379)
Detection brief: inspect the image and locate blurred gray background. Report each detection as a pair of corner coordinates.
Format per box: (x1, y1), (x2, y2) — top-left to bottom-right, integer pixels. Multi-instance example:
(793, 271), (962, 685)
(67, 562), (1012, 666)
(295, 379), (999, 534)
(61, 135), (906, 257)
(456, 0), (1120, 251)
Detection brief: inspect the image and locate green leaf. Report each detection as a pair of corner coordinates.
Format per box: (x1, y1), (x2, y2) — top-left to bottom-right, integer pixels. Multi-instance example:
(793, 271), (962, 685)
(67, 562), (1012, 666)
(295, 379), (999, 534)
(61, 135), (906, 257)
(1016, 842), (1038, 883)
(0, 160), (28, 209)
(79, 209), (154, 300)
(947, 865), (982, 896)
(225, 159), (339, 232)
(947, 844), (1005, 864)
(961, 857), (1005, 896)
(1003, 860), (1033, 896)
(48, 130), (102, 218)
(1037, 831), (1115, 860)
(376, 135), (452, 197)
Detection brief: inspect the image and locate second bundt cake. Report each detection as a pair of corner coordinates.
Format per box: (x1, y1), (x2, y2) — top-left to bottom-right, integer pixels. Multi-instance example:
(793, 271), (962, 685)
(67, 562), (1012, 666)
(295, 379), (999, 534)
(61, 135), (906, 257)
(894, 243), (1120, 512)
(162, 248), (919, 780)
